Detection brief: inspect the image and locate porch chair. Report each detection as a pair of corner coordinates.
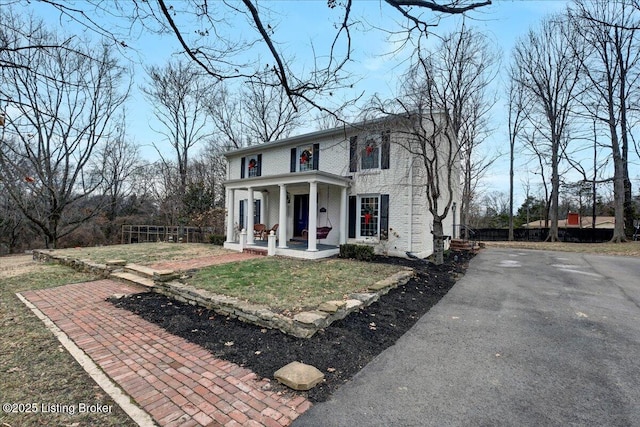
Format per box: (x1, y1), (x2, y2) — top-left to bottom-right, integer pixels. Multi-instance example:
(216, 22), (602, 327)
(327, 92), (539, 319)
(253, 224), (267, 240)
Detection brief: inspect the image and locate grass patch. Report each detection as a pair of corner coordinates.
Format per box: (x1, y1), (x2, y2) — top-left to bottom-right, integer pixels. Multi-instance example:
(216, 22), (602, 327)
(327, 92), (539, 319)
(0, 260), (136, 427)
(48, 242), (232, 265)
(483, 240), (640, 257)
(189, 257), (407, 312)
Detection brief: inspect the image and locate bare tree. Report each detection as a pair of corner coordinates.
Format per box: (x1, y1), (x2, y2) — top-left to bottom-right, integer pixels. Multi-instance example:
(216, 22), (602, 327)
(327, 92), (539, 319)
(568, 0), (640, 241)
(430, 24), (499, 240)
(191, 141), (227, 207)
(375, 23), (499, 240)
(30, 0), (490, 115)
(208, 76), (304, 148)
(0, 7), (93, 81)
(142, 60), (212, 193)
(511, 15), (582, 242)
(507, 69), (530, 240)
(0, 16), (129, 248)
(372, 50), (461, 265)
(94, 116), (142, 241)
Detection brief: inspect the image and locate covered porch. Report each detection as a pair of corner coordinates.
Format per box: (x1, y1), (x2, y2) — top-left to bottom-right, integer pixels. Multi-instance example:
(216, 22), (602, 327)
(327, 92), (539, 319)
(224, 171), (351, 259)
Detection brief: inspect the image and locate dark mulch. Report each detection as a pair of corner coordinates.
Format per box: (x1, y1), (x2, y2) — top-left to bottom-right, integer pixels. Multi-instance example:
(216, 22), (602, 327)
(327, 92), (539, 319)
(111, 251), (475, 402)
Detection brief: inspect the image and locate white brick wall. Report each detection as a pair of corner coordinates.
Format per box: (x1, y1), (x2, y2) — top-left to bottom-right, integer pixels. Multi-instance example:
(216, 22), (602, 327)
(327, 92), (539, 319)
(225, 114), (462, 258)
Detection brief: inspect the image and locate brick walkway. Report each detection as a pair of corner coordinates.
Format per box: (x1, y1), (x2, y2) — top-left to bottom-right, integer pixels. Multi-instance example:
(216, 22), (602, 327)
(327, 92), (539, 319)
(149, 253), (261, 272)
(21, 280), (311, 426)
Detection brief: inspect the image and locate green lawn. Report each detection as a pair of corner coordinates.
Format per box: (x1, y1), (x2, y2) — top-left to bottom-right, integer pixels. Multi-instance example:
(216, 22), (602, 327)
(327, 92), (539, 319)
(0, 259), (136, 427)
(189, 257), (408, 312)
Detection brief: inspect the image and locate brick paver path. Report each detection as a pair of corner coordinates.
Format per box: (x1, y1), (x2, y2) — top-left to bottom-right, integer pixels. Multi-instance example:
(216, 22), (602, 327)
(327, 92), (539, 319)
(149, 253), (261, 272)
(21, 280), (311, 426)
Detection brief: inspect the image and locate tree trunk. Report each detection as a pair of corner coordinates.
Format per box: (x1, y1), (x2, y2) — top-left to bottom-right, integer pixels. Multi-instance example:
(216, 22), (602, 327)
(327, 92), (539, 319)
(547, 139), (560, 242)
(508, 138), (514, 241)
(624, 177), (634, 239)
(432, 218), (445, 265)
(611, 154), (627, 242)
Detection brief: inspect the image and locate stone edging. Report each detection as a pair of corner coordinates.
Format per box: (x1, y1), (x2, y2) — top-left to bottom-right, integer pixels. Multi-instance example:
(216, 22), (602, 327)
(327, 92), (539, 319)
(154, 268), (414, 338)
(32, 249), (415, 339)
(32, 249), (114, 278)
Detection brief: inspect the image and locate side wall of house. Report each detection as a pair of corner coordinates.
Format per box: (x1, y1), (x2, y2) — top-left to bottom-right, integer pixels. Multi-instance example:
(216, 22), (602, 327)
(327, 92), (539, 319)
(347, 130), (413, 256)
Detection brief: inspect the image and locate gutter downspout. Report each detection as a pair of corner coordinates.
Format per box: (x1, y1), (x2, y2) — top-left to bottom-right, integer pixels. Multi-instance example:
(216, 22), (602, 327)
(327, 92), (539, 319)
(408, 156), (413, 253)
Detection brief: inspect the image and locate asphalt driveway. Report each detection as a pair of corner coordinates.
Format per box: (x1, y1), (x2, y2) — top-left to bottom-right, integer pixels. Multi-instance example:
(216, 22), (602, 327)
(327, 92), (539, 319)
(294, 248), (640, 427)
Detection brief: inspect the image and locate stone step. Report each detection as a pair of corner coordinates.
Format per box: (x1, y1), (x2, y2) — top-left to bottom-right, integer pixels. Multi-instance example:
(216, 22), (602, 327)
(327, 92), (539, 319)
(110, 271), (155, 288)
(125, 263), (173, 278)
(124, 263), (156, 277)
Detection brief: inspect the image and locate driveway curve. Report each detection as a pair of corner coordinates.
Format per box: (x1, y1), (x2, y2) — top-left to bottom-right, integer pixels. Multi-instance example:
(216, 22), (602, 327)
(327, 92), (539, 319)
(294, 248), (640, 427)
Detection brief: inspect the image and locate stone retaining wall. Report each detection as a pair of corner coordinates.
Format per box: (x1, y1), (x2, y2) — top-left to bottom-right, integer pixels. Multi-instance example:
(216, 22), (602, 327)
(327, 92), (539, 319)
(32, 249), (113, 278)
(154, 268), (414, 338)
(32, 249), (415, 339)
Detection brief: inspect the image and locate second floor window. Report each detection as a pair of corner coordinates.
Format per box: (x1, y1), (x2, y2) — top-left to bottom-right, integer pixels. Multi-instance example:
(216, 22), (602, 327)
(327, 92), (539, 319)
(247, 156), (259, 177)
(298, 145), (314, 171)
(290, 143), (319, 172)
(350, 131), (390, 172)
(361, 138), (380, 170)
(240, 154), (262, 178)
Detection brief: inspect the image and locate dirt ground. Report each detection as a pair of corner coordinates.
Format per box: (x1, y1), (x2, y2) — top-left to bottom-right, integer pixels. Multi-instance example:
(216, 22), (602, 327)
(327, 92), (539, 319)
(0, 254), (38, 279)
(112, 252), (474, 403)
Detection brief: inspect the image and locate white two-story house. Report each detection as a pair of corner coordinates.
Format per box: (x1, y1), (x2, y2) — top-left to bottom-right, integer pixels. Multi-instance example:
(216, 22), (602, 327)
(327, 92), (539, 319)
(223, 113), (461, 259)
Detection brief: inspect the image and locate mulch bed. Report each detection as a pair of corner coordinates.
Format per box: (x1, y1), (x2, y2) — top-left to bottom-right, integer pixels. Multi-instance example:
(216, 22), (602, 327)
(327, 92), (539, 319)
(111, 251), (474, 402)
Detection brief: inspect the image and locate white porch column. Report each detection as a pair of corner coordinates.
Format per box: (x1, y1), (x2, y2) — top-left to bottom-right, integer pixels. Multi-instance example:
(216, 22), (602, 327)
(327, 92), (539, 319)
(307, 181), (318, 252)
(261, 191), (267, 226)
(339, 186), (347, 245)
(226, 188), (235, 242)
(278, 184), (288, 248)
(247, 187), (255, 245)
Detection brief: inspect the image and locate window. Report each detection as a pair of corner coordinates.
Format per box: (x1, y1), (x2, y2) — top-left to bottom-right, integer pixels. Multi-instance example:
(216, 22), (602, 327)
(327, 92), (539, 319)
(360, 196), (379, 237)
(240, 154), (262, 178)
(361, 137), (379, 170)
(290, 144), (319, 172)
(350, 131), (390, 172)
(238, 199), (261, 229)
(349, 194), (389, 240)
(247, 155), (260, 177)
(298, 145), (314, 171)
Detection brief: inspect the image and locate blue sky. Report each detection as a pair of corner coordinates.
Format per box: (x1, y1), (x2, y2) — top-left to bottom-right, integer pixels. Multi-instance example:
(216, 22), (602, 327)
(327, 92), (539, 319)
(24, 0), (637, 210)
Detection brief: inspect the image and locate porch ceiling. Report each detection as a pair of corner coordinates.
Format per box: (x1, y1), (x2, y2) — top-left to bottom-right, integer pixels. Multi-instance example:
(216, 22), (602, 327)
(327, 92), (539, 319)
(224, 170), (352, 191)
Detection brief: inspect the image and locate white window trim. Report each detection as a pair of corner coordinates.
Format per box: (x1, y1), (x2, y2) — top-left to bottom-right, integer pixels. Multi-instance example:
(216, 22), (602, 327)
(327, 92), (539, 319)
(356, 194), (381, 240)
(246, 155), (260, 177)
(360, 134), (382, 170)
(297, 145), (314, 172)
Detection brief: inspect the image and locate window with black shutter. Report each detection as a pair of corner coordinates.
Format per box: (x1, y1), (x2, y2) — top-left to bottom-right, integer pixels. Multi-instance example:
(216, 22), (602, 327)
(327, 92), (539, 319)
(380, 194), (389, 240)
(239, 200), (245, 229)
(348, 196), (357, 238)
(290, 148), (297, 172)
(254, 200), (261, 224)
(349, 136), (358, 172)
(381, 131), (390, 170)
(312, 143), (319, 170)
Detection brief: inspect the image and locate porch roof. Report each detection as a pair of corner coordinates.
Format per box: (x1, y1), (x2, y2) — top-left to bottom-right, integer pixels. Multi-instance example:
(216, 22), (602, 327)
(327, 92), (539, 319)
(224, 170), (352, 191)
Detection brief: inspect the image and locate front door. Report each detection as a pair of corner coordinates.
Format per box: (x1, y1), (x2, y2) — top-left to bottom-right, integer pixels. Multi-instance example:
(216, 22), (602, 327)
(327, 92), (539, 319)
(294, 194), (309, 237)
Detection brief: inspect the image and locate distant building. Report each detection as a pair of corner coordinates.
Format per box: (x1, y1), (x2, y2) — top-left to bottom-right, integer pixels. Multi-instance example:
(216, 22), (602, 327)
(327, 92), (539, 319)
(523, 214), (615, 230)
